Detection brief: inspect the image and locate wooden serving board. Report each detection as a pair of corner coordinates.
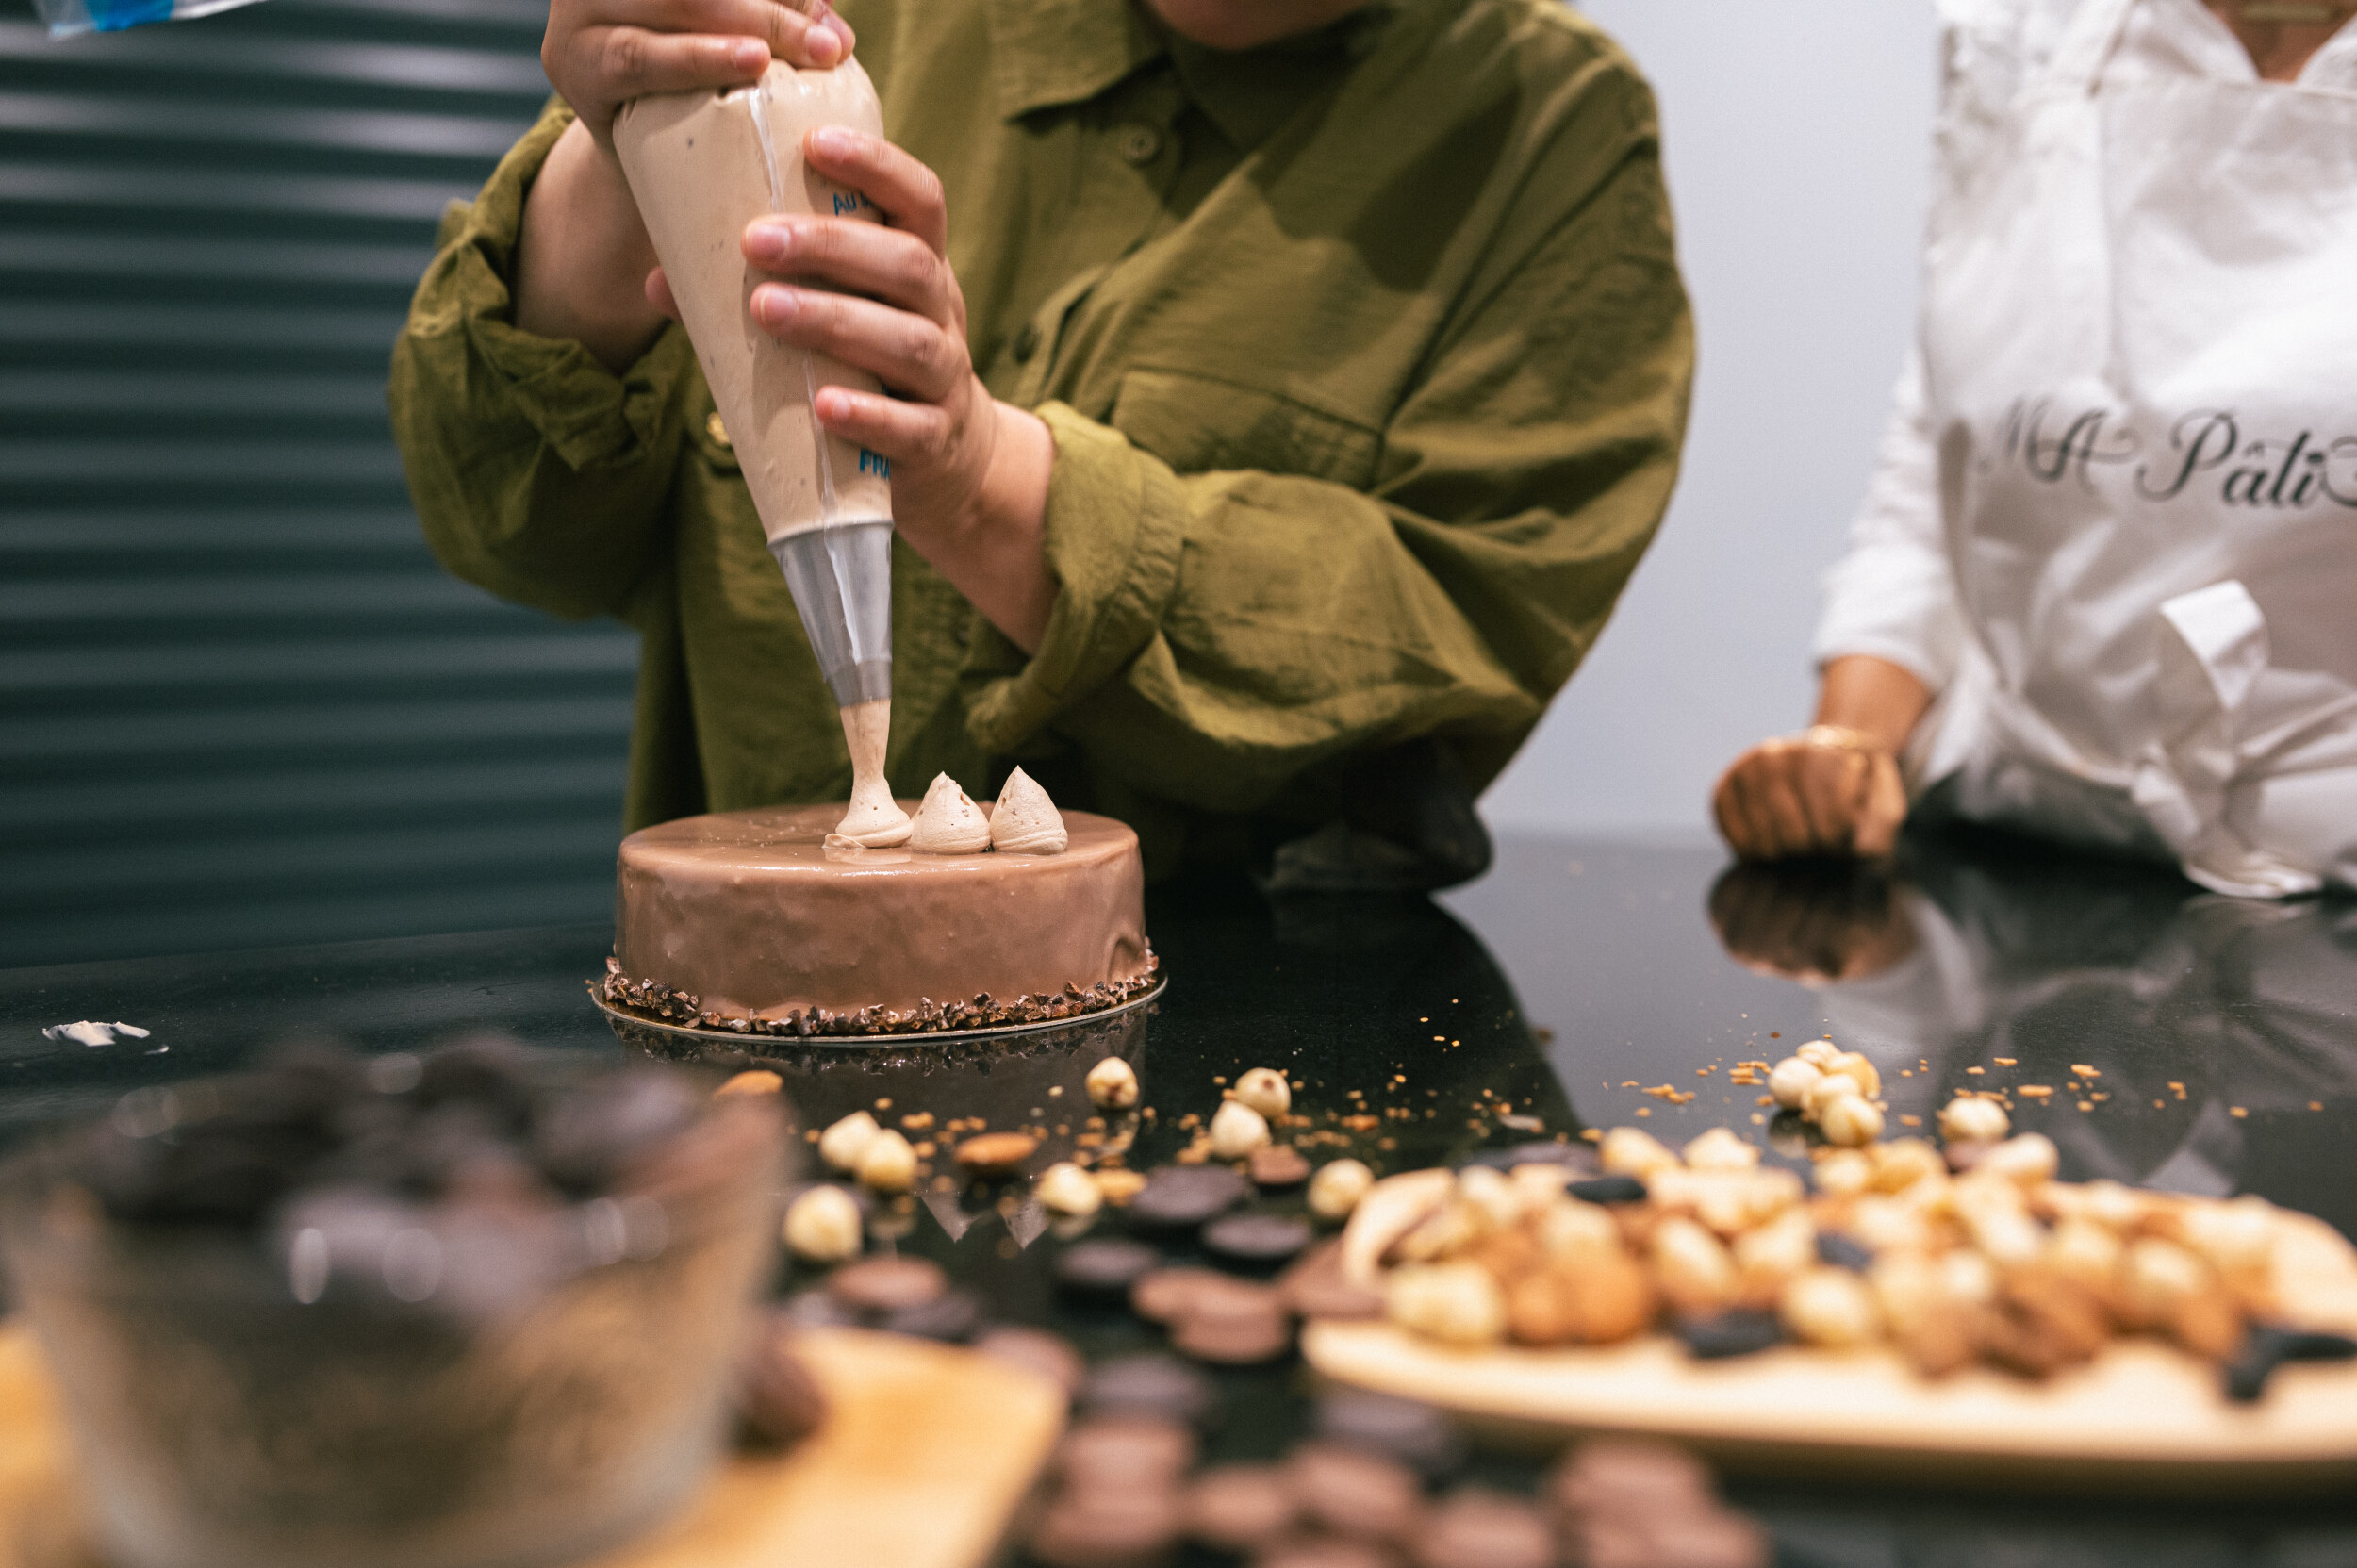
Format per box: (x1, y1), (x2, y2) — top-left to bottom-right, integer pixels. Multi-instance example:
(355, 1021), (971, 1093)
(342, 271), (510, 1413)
(1304, 1213), (2357, 1495)
(0, 1325), (1063, 1568)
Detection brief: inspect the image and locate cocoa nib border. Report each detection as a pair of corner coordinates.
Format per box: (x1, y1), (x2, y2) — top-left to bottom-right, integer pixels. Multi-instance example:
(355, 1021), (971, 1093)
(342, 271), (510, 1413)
(591, 949), (1161, 1039)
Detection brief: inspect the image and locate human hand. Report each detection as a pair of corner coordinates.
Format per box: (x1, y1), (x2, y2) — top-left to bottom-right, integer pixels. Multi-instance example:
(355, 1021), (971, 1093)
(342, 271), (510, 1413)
(542, 0), (857, 149)
(1712, 727), (1907, 861)
(648, 124), (1058, 646)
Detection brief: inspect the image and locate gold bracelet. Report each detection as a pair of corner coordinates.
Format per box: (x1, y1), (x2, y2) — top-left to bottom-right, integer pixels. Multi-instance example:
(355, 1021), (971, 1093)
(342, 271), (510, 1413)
(1796, 724), (1887, 756)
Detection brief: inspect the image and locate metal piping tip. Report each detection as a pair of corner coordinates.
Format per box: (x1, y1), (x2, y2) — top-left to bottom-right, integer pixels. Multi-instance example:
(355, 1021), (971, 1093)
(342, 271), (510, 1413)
(770, 520), (893, 708)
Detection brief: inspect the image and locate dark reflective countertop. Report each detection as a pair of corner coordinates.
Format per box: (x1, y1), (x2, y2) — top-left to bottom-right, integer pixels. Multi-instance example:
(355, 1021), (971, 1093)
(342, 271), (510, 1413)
(4, 827), (2354, 1568)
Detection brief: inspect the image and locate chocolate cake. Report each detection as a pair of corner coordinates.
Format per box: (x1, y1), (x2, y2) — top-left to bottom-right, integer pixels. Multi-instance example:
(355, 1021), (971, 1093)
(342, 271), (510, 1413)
(601, 794), (1155, 1038)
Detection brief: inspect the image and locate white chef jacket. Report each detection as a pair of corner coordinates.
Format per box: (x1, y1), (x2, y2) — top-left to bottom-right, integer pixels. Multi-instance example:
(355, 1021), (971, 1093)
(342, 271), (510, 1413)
(1815, 0), (2357, 892)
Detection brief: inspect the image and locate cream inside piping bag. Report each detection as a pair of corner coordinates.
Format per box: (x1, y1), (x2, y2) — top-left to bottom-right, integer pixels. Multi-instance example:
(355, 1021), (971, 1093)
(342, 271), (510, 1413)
(614, 61), (908, 845)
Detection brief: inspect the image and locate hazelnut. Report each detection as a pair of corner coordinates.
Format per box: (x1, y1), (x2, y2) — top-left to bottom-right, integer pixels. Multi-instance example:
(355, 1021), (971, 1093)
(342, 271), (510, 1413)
(1307, 1158), (1375, 1222)
(1937, 1094), (2010, 1145)
(1037, 1161), (1103, 1217)
(1868, 1138), (1944, 1193)
(1086, 1056), (1140, 1111)
(1508, 1162), (1573, 1212)
(1534, 1197), (1622, 1263)
(2181, 1195), (2277, 1277)
(1232, 1067), (1291, 1120)
(1780, 1267), (1881, 1348)
(1600, 1127), (1679, 1179)
(1801, 1072), (1864, 1122)
(1508, 1253), (1654, 1346)
(818, 1110), (882, 1173)
(1733, 1209), (1817, 1287)
(1817, 1093), (1885, 1148)
(1682, 1128), (1759, 1173)
(1650, 1217), (1738, 1313)
(2045, 1217), (2122, 1290)
(1208, 1099), (1272, 1161)
(1825, 1051), (1882, 1098)
(1812, 1149), (1873, 1197)
(1796, 1040), (1842, 1069)
(1768, 1056), (1823, 1110)
(1980, 1133), (2059, 1186)
(2120, 1237), (2211, 1327)
(1385, 1261), (1508, 1346)
(856, 1129), (918, 1194)
(783, 1185), (862, 1263)
(1455, 1165), (1523, 1230)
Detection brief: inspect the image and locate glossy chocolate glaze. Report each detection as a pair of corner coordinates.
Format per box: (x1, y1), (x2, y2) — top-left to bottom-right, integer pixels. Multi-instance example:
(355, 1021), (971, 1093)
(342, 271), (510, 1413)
(615, 802), (1148, 1021)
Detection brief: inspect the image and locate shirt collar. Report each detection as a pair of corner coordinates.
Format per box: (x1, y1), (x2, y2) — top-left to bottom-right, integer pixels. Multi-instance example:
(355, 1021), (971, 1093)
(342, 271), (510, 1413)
(987, 0), (1400, 152)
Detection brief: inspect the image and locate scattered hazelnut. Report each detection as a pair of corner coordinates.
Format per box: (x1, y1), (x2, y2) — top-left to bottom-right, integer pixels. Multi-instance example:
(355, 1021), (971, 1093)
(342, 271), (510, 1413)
(1307, 1158), (1375, 1221)
(1733, 1208), (1818, 1286)
(1825, 1051), (1882, 1098)
(783, 1185), (862, 1263)
(1980, 1133), (2059, 1186)
(1208, 1099), (1272, 1161)
(1534, 1197), (1622, 1263)
(1796, 1040), (1842, 1069)
(1086, 1056), (1140, 1111)
(956, 1131), (1040, 1178)
(1768, 1056), (1822, 1110)
(1232, 1067), (1291, 1120)
(1801, 1072), (1865, 1122)
(1937, 1094), (2010, 1145)
(1037, 1161), (1103, 1217)
(1868, 1138), (1944, 1193)
(1812, 1149), (1873, 1197)
(1817, 1094), (1885, 1148)
(1599, 1127), (1679, 1179)
(818, 1110), (882, 1173)
(716, 1070), (783, 1098)
(856, 1129), (918, 1194)
(1682, 1127), (1759, 1173)
(1385, 1261), (1507, 1346)
(1781, 1267), (1881, 1348)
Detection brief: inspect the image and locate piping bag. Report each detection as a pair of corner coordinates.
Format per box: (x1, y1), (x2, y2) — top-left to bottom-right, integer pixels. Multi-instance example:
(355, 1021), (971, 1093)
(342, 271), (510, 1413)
(614, 60), (912, 847)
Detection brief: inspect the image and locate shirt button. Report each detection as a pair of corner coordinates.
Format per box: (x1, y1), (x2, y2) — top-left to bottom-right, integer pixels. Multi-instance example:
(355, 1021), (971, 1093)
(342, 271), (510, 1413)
(705, 410), (732, 449)
(1012, 323), (1041, 363)
(1115, 124), (1163, 165)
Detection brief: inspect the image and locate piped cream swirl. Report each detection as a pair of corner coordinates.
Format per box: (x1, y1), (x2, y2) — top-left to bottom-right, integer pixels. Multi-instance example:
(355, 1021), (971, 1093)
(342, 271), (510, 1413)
(909, 772), (991, 854)
(989, 767), (1068, 855)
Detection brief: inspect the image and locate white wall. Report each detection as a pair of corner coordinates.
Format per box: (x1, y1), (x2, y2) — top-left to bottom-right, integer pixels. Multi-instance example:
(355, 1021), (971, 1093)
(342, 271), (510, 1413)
(1480, 1), (1941, 840)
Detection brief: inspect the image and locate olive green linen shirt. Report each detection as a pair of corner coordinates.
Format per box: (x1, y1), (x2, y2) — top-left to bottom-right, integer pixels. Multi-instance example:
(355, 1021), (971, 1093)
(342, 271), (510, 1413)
(388, 0), (1692, 875)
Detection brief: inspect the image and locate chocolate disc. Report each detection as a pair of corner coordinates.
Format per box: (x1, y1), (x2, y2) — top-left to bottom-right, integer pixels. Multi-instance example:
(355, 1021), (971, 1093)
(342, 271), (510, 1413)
(1131, 1266), (1237, 1324)
(880, 1286), (982, 1343)
(1187, 1463), (1298, 1551)
(1464, 1140), (1600, 1176)
(1674, 1311), (1785, 1362)
(1057, 1414), (1197, 1488)
(1056, 1238), (1164, 1300)
(827, 1254), (948, 1312)
(782, 1287), (863, 1329)
(1170, 1291), (1294, 1365)
(1813, 1232), (1874, 1273)
(734, 1312), (830, 1451)
(1287, 1442), (1426, 1543)
(1028, 1486), (1187, 1568)
(1548, 1438), (1713, 1521)
(1254, 1537), (1405, 1568)
(1127, 1164), (1249, 1231)
(1409, 1489), (1555, 1568)
(1249, 1145), (1313, 1188)
(1279, 1242), (1387, 1323)
(1203, 1212), (1314, 1269)
(1564, 1175), (1646, 1205)
(1082, 1352), (1218, 1428)
(1311, 1391), (1464, 1477)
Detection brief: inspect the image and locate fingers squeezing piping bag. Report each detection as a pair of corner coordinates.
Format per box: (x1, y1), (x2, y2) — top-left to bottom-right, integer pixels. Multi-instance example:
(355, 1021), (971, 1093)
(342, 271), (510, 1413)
(614, 60), (909, 845)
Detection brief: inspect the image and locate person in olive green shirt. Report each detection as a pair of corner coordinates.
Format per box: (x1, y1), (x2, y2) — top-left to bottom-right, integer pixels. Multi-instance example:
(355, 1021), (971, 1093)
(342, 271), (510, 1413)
(389, 0), (1692, 885)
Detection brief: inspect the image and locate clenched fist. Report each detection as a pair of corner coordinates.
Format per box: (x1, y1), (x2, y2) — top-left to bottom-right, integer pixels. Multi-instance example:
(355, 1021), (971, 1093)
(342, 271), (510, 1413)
(543, 0), (857, 148)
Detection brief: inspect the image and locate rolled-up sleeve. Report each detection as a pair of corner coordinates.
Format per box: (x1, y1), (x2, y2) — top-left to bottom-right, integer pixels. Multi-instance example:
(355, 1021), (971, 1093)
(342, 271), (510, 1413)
(387, 100), (699, 623)
(1812, 350), (1965, 690)
(961, 129), (1693, 815)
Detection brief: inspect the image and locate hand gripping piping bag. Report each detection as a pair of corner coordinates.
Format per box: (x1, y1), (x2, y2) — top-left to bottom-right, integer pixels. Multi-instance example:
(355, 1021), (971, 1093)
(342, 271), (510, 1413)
(615, 61), (906, 841)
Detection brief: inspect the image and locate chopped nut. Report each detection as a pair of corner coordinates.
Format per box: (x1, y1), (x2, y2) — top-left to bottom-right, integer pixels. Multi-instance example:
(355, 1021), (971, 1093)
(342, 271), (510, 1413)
(1232, 1067), (1292, 1120)
(856, 1130), (918, 1194)
(1037, 1161), (1103, 1217)
(1208, 1099), (1272, 1161)
(818, 1110), (882, 1173)
(1938, 1095), (2011, 1145)
(957, 1131), (1040, 1177)
(783, 1185), (862, 1263)
(1307, 1158), (1376, 1222)
(1085, 1056), (1140, 1111)
(1095, 1168), (1149, 1206)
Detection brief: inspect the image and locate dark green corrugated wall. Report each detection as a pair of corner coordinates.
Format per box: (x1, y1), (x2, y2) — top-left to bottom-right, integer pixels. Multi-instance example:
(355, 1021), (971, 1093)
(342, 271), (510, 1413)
(0, 0), (639, 967)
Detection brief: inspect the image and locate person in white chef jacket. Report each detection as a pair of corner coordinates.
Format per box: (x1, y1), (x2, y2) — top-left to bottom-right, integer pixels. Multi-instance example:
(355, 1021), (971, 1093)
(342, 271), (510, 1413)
(1713, 0), (2357, 897)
